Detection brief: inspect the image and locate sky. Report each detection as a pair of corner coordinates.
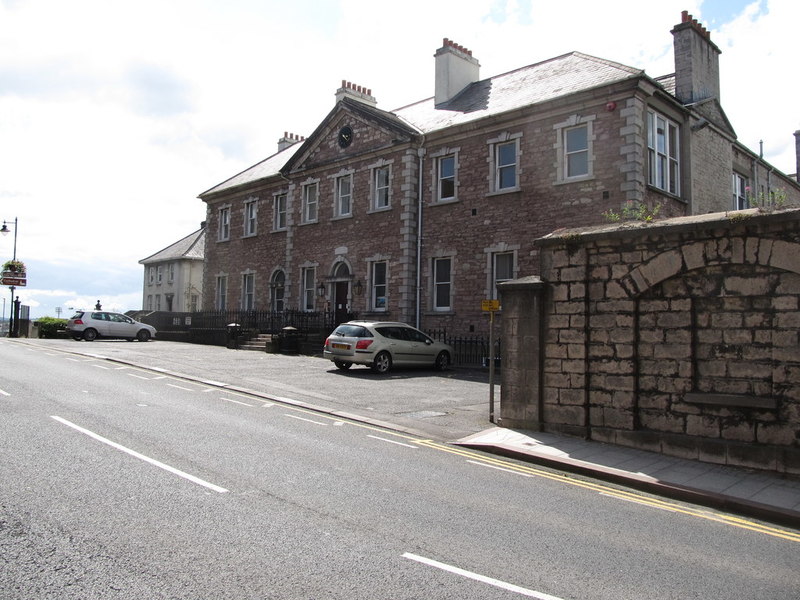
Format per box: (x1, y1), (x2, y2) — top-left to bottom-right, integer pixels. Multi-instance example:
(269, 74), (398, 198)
(1, 0), (797, 320)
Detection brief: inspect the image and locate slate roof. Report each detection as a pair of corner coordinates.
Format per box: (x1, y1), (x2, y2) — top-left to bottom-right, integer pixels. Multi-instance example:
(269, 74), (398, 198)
(200, 147), (294, 197)
(395, 52), (643, 132)
(201, 51), (648, 197)
(139, 227), (205, 264)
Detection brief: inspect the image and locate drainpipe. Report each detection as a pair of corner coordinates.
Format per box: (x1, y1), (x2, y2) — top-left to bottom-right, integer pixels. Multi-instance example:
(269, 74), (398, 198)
(416, 141), (426, 329)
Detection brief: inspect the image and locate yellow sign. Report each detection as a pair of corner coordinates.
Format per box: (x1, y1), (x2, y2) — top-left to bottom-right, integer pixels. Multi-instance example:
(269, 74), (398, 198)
(481, 299), (500, 312)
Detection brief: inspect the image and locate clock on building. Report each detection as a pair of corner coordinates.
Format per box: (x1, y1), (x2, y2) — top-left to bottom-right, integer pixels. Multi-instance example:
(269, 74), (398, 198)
(338, 125), (353, 148)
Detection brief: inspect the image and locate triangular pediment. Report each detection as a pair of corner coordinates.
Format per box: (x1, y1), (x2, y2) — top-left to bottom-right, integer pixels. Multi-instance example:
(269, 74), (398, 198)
(281, 97), (420, 175)
(687, 97), (736, 139)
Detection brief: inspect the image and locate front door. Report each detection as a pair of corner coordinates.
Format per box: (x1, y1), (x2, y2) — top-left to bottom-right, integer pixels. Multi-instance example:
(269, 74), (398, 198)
(334, 281), (349, 325)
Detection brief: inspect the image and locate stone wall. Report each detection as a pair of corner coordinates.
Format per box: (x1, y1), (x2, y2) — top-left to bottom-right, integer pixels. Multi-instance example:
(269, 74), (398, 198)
(499, 208), (800, 475)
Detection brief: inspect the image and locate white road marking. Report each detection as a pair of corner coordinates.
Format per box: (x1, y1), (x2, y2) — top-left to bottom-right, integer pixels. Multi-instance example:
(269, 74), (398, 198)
(367, 435), (417, 449)
(467, 460), (533, 477)
(220, 397), (254, 407)
(50, 416), (229, 493)
(402, 553), (565, 599)
(127, 373), (153, 380)
(166, 384), (194, 392)
(92, 365), (110, 370)
(284, 414), (327, 426)
(260, 403), (275, 408)
(0, 388), (10, 396)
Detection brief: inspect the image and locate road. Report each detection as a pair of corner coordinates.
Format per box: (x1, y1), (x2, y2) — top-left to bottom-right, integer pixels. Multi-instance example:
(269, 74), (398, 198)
(1, 340), (798, 599)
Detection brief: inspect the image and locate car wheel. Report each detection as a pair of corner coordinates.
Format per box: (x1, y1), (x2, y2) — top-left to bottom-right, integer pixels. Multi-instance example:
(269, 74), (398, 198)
(334, 360), (352, 370)
(72, 336), (82, 341)
(136, 329), (151, 342)
(435, 351), (451, 371)
(371, 351), (392, 374)
(82, 328), (98, 342)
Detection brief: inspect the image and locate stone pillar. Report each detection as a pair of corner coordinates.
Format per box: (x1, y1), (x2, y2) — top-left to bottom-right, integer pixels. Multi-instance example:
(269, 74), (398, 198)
(498, 276), (546, 430)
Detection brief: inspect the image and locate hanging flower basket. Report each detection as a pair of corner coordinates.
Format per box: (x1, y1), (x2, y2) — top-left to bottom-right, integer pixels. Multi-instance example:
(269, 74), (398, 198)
(2, 259), (25, 275)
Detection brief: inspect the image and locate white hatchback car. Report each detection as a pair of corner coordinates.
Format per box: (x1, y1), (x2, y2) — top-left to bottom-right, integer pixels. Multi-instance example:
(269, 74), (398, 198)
(323, 321), (452, 374)
(66, 310), (157, 342)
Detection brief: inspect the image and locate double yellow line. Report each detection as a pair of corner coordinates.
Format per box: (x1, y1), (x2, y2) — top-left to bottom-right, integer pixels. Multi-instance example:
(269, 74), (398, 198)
(414, 439), (800, 543)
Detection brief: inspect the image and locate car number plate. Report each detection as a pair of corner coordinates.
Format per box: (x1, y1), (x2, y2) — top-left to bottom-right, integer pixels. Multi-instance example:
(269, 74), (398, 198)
(332, 343), (350, 349)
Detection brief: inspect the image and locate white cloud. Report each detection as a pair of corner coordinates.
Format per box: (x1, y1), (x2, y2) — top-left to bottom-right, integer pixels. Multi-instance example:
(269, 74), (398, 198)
(0, 0), (796, 320)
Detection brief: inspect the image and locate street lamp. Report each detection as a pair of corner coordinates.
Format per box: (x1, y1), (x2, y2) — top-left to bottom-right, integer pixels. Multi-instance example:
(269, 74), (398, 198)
(1, 218), (20, 337)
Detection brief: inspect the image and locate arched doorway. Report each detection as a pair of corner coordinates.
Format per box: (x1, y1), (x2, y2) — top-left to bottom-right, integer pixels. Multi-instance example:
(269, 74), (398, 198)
(270, 270), (285, 312)
(332, 262), (351, 325)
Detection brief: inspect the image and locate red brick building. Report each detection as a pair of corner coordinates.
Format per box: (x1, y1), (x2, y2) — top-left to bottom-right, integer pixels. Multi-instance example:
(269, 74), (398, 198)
(199, 12), (800, 337)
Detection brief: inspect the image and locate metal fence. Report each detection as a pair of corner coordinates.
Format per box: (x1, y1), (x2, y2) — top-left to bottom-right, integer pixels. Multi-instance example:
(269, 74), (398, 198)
(137, 309), (344, 335)
(133, 311), (496, 369)
(426, 328), (500, 369)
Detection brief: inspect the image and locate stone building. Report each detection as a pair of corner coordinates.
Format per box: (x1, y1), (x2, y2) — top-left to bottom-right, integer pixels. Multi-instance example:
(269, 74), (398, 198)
(198, 12), (800, 336)
(139, 226), (205, 313)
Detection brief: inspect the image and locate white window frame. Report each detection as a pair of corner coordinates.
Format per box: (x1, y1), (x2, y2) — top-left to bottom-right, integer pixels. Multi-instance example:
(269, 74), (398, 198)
(244, 198), (258, 237)
(372, 165), (391, 210)
(335, 174), (353, 218)
(302, 181), (319, 224)
(487, 249), (516, 302)
(488, 132), (522, 194)
(241, 272), (255, 310)
(167, 263), (175, 283)
(438, 155), (456, 202)
(218, 206), (231, 241)
(156, 265), (163, 284)
(273, 193), (287, 231)
(647, 109), (680, 195)
(554, 115), (595, 181)
(371, 261), (388, 311)
(215, 275), (228, 310)
(732, 172), (748, 210)
(146, 294), (153, 310)
(301, 267), (316, 311)
(148, 267), (155, 284)
(433, 257), (452, 311)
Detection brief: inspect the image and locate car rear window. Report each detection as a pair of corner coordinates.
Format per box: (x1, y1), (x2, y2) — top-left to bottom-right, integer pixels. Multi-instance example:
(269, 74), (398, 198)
(333, 325), (372, 338)
(70, 311), (85, 319)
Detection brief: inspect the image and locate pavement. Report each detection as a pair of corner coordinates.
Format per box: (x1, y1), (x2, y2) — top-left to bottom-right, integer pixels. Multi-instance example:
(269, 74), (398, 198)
(9, 337), (800, 529)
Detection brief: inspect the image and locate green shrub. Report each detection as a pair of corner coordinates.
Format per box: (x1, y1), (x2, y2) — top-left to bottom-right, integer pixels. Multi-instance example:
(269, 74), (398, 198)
(37, 317), (67, 338)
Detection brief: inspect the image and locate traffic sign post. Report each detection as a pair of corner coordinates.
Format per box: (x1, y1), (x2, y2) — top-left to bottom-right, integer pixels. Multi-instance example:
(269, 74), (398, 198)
(482, 299), (500, 423)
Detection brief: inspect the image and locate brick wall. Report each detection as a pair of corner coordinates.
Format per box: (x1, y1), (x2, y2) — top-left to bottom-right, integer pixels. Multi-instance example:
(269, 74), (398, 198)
(500, 208), (800, 475)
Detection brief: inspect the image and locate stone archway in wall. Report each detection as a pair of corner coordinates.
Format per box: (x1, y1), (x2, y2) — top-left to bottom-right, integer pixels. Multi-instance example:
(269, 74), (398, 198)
(624, 237), (800, 445)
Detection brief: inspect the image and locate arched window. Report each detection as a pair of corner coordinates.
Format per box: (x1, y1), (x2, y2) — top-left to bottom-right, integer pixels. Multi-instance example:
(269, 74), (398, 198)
(334, 262), (350, 279)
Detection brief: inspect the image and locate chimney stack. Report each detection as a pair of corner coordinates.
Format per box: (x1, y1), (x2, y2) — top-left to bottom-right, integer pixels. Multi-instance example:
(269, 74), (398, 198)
(794, 130), (800, 183)
(434, 38), (480, 106)
(671, 10), (722, 104)
(335, 80), (377, 107)
(278, 132), (305, 153)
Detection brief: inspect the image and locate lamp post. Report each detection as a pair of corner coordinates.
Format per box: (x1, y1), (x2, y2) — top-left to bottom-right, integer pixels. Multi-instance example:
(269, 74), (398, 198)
(1, 218), (19, 337)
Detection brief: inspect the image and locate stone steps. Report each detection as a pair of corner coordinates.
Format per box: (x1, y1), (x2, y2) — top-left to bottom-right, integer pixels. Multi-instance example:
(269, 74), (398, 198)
(239, 333), (274, 352)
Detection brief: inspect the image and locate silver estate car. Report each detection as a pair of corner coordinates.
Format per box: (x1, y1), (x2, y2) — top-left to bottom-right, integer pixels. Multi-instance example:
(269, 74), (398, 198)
(323, 321), (452, 374)
(66, 310), (157, 342)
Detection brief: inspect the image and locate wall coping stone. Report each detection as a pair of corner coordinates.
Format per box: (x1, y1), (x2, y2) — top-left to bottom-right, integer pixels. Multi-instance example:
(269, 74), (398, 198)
(535, 208), (800, 248)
